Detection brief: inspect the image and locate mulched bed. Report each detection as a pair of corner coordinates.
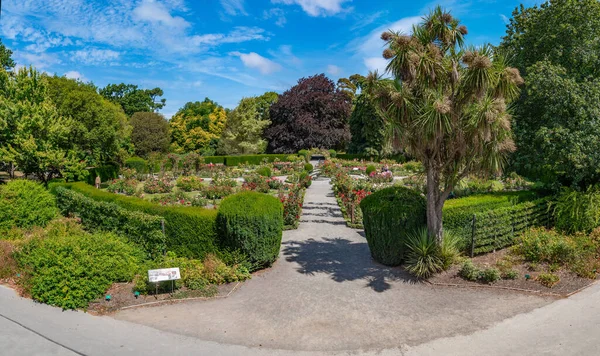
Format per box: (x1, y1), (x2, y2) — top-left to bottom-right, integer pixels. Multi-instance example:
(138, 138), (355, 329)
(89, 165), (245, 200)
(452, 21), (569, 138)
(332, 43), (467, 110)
(429, 249), (598, 296)
(87, 282), (239, 315)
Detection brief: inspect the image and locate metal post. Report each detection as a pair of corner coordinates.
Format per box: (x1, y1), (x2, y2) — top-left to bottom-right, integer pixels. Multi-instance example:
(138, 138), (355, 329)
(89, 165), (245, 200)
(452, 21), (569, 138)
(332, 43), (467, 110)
(470, 214), (476, 258)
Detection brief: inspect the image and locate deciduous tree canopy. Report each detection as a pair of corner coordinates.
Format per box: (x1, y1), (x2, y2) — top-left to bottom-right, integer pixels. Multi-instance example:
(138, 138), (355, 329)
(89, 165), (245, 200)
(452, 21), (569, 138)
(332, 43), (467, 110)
(100, 83), (166, 117)
(130, 112), (170, 157)
(265, 74), (351, 153)
(169, 98), (227, 154)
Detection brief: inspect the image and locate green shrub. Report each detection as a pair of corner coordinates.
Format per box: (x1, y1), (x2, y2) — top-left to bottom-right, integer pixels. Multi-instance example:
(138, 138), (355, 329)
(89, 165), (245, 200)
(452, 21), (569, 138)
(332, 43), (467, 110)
(439, 231), (460, 270)
(328, 149), (337, 158)
(404, 229), (442, 278)
(537, 273), (560, 288)
(514, 228), (575, 265)
(298, 150), (310, 162)
(553, 186), (600, 234)
(125, 157), (148, 173)
(225, 154), (294, 166)
(360, 186), (426, 266)
(15, 219), (144, 309)
(365, 165), (377, 176)
(0, 180), (58, 230)
(176, 176), (204, 192)
(54, 187), (165, 256)
(217, 192), (283, 270)
(503, 269), (519, 280)
(86, 165), (119, 185)
(202, 156), (226, 165)
(51, 183), (219, 259)
(480, 268), (501, 284)
(304, 163), (313, 172)
(256, 166), (272, 177)
(143, 178), (173, 194)
(459, 260), (480, 281)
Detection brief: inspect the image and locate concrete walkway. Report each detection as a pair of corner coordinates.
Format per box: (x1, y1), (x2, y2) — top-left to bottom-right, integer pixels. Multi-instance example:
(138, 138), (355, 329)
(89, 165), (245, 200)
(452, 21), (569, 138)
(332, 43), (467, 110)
(2, 178), (599, 355)
(114, 179), (553, 351)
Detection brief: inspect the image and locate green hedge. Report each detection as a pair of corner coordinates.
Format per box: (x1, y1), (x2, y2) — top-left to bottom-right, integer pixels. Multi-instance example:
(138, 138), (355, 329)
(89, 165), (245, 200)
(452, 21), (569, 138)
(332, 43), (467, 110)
(125, 157), (148, 173)
(51, 182), (219, 259)
(202, 156), (226, 165)
(54, 187), (165, 257)
(360, 186), (426, 266)
(225, 154), (295, 166)
(0, 180), (58, 230)
(86, 165), (119, 185)
(217, 192), (283, 270)
(443, 192), (550, 255)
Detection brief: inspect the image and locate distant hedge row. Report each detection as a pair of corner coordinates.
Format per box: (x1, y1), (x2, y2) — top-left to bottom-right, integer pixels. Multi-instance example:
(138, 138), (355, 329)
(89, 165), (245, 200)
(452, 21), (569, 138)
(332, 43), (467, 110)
(52, 182), (219, 259)
(122, 154), (300, 171)
(335, 153), (406, 162)
(86, 165), (119, 184)
(53, 186), (165, 257)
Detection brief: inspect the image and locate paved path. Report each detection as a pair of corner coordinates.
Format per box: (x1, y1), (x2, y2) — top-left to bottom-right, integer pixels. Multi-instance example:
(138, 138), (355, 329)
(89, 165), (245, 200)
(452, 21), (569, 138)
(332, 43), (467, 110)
(115, 179), (553, 351)
(2, 178), (599, 355)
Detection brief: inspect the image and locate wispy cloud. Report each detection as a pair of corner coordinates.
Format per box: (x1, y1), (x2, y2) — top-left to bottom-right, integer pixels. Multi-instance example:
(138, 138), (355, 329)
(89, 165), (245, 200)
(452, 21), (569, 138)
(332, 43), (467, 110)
(220, 0), (248, 16)
(272, 0), (352, 17)
(268, 45), (301, 67)
(64, 70), (86, 81)
(72, 49), (120, 65)
(263, 8), (287, 27)
(230, 51), (282, 74)
(327, 64), (341, 75)
(350, 10), (386, 31)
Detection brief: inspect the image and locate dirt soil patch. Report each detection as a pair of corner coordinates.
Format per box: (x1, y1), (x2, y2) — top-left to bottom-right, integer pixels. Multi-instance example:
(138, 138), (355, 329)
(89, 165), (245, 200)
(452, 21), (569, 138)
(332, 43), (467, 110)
(429, 249), (598, 296)
(87, 281), (239, 315)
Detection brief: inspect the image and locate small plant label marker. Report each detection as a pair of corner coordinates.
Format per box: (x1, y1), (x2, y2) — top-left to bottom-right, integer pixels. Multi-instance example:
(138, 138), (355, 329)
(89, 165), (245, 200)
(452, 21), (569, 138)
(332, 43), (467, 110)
(148, 267), (181, 295)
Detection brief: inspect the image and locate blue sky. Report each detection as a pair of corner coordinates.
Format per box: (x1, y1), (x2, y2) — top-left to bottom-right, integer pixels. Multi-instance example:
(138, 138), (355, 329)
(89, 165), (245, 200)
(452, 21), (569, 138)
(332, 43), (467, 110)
(1, 0), (538, 117)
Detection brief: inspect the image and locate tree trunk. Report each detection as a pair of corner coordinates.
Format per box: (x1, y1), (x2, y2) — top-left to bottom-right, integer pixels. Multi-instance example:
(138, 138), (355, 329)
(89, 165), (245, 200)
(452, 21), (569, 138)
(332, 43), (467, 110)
(426, 163), (444, 244)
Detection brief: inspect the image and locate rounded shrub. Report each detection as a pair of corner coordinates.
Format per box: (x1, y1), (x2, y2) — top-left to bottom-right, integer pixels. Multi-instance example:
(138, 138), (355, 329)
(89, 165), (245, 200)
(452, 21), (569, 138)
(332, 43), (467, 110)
(298, 149), (310, 163)
(217, 192), (283, 270)
(328, 149), (337, 158)
(304, 163), (313, 172)
(125, 157), (148, 174)
(360, 186), (426, 266)
(0, 180), (58, 230)
(256, 166), (272, 177)
(365, 165), (377, 176)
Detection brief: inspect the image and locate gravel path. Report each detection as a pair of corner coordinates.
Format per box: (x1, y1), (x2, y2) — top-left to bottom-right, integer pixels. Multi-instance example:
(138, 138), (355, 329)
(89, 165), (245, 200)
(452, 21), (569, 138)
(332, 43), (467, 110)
(115, 178), (553, 352)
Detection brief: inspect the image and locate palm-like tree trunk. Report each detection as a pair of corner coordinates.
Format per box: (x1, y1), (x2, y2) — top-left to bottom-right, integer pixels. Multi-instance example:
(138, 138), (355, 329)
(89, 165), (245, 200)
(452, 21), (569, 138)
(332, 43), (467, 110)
(426, 162), (445, 244)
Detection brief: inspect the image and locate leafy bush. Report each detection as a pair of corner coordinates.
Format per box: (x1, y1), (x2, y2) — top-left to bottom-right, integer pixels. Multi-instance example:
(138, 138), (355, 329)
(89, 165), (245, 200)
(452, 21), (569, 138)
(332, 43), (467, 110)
(480, 268), (501, 284)
(267, 178), (284, 190)
(225, 154), (295, 166)
(553, 186), (600, 234)
(279, 184), (304, 228)
(0, 180), (58, 230)
(360, 186), (426, 266)
(125, 157), (148, 173)
(143, 178), (173, 194)
(202, 184), (235, 199)
(328, 149), (337, 158)
(404, 229), (442, 278)
(106, 178), (138, 195)
(52, 183), (219, 260)
(86, 165), (119, 185)
(176, 176), (204, 192)
(439, 231), (460, 270)
(304, 163), (313, 172)
(54, 187), (165, 256)
(514, 228), (575, 265)
(298, 149), (310, 162)
(15, 219), (144, 309)
(503, 269), (519, 279)
(537, 273), (560, 288)
(217, 192), (283, 270)
(365, 165), (377, 176)
(256, 166), (272, 177)
(459, 260), (480, 281)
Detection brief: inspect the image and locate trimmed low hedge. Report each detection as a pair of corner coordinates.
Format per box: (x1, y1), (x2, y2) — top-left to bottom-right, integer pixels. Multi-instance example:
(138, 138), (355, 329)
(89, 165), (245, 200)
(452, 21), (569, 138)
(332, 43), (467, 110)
(202, 156), (226, 165)
(443, 192), (550, 254)
(86, 165), (119, 185)
(51, 182), (219, 259)
(217, 192), (283, 270)
(360, 186), (426, 266)
(0, 180), (58, 230)
(225, 154), (295, 166)
(54, 187), (165, 257)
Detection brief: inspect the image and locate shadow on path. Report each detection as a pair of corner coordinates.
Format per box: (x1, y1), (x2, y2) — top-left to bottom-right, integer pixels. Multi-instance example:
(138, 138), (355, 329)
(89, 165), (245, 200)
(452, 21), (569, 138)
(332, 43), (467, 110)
(282, 237), (418, 292)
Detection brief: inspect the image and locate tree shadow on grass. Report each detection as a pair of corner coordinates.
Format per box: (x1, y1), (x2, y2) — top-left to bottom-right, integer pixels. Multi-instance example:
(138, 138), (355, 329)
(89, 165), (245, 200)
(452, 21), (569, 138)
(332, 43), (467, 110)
(282, 237), (418, 292)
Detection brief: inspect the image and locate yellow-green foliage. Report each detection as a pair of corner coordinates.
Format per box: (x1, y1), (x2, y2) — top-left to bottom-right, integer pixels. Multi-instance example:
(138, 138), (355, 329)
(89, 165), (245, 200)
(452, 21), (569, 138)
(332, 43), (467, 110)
(0, 180), (58, 230)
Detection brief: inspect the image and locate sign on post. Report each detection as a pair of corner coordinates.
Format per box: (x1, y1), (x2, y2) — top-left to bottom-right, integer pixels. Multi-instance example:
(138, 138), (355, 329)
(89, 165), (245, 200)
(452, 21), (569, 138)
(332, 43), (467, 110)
(148, 267), (181, 283)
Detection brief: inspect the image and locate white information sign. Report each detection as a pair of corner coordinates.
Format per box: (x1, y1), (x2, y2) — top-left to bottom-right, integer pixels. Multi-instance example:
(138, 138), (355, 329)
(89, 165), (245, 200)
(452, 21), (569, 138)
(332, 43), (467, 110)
(148, 267), (181, 283)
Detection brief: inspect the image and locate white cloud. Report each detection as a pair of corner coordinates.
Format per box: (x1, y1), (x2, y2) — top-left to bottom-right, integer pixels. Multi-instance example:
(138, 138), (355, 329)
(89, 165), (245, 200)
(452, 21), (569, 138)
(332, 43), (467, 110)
(64, 71), (86, 81)
(220, 0), (247, 16)
(268, 45), (301, 67)
(263, 8), (287, 27)
(230, 52), (281, 74)
(272, 0), (351, 17)
(350, 10), (386, 31)
(352, 16), (421, 73)
(327, 64), (341, 75)
(500, 14), (510, 24)
(133, 0), (190, 30)
(72, 49), (120, 65)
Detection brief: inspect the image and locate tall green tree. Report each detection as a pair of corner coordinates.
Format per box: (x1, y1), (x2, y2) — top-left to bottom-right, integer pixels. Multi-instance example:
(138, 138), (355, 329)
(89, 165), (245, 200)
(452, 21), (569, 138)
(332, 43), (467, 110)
(100, 83), (166, 117)
(130, 112), (170, 157)
(348, 93), (385, 156)
(0, 67), (86, 184)
(45, 75), (131, 166)
(366, 7), (522, 242)
(499, 0), (600, 189)
(169, 98), (227, 154)
(0, 39), (15, 70)
(219, 97), (271, 155)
